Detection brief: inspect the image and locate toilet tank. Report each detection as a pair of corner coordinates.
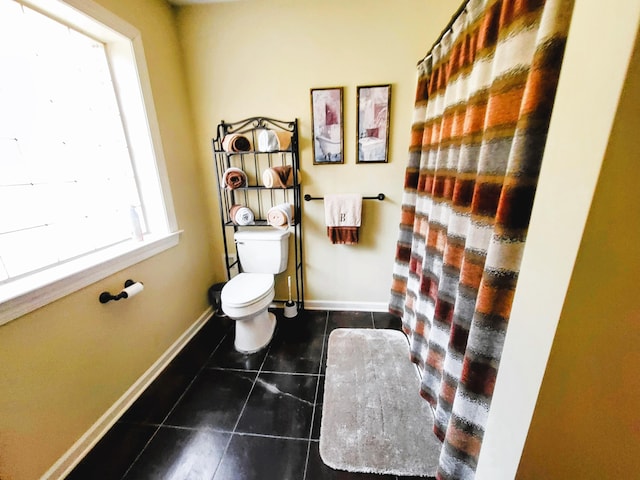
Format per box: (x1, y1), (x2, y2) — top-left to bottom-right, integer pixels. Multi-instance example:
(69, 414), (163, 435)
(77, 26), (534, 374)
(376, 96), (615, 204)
(234, 229), (290, 273)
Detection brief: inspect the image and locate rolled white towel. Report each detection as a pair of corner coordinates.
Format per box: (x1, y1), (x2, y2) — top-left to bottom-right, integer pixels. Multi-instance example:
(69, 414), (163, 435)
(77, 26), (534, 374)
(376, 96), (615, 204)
(267, 203), (293, 229)
(229, 205), (255, 225)
(257, 129), (292, 152)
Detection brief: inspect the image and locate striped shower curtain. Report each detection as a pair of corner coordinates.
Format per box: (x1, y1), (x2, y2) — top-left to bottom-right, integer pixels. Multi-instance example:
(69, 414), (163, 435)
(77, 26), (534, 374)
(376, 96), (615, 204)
(390, 0), (573, 478)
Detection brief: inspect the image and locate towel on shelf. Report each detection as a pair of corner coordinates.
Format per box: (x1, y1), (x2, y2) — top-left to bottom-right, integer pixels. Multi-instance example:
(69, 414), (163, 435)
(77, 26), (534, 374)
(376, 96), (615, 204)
(222, 133), (252, 152)
(257, 129), (292, 152)
(229, 204), (255, 225)
(324, 193), (362, 245)
(267, 203), (293, 229)
(262, 166), (300, 188)
(222, 167), (247, 190)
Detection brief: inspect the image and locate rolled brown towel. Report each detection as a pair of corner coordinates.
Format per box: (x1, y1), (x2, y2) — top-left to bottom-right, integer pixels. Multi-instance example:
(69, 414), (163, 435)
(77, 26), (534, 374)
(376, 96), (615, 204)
(222, 167), (247, 189)
(262, 165), (293, 188)
(222, 134), (251, 152)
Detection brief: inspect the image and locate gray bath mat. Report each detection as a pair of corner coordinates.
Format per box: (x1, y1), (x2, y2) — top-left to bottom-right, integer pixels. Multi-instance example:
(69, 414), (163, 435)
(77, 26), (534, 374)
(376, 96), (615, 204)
(319, 328), (441, 476)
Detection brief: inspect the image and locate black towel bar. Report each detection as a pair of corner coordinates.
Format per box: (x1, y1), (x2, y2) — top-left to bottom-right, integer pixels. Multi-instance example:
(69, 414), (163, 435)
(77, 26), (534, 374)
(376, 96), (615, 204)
(303, 193), (385, 201)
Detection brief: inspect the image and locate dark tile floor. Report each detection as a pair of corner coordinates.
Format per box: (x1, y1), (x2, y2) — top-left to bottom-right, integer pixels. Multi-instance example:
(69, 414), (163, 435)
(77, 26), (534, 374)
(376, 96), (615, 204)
(67, 309), (431, 480)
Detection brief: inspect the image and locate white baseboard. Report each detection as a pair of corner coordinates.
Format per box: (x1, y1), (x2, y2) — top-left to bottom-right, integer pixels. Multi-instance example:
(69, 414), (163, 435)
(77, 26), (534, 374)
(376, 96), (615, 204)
(41, 306), (214, 480)
(303, 300), (389, 312)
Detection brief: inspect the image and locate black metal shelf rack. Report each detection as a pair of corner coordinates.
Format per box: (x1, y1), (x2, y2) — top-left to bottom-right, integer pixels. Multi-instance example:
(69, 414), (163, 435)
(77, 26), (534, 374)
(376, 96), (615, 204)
(212, 117), (304, 309)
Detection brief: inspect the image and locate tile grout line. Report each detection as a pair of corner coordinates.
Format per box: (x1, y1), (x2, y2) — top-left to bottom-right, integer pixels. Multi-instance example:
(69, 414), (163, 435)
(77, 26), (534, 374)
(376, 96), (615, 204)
(158, 326), (229, 426)
(223, 430), (313, 441)
(119, 425), (163, 480)
(119, 317), (229, 480)
(302, 311), (329, 480)
(209, 322), (275, 479)
(208, 365), (323, 377)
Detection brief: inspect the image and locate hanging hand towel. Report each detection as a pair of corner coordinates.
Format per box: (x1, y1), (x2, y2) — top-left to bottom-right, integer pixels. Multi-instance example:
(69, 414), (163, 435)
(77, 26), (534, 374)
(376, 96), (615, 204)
(222, 167), (247, 190)
(324, 193), (362, 245)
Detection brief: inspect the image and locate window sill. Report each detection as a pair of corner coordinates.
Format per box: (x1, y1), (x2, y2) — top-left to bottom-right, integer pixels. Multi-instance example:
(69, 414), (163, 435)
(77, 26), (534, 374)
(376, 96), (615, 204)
(0, 231), (182, 326)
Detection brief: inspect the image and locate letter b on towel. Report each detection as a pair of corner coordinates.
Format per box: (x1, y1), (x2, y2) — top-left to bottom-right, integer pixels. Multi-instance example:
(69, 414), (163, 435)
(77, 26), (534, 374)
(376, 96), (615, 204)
(324, 194), (362, 227)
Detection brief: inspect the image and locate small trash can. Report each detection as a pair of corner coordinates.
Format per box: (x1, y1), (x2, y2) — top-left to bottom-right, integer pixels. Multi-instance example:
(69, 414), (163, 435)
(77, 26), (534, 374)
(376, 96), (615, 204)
(207, 282), (227, 316)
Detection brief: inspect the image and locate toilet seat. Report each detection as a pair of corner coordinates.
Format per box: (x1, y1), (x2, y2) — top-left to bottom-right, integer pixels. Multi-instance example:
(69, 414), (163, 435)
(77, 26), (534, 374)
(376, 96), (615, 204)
(221, 273), (274, 308)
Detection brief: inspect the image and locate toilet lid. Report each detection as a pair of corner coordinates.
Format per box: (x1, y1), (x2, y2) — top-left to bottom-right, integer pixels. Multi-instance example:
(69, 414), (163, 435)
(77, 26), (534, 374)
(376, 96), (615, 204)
(221, 273), (274, 308)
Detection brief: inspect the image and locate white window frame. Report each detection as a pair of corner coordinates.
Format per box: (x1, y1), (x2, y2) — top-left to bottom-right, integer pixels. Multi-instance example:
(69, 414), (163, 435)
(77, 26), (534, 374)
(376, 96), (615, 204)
(0, 0), (181, 325)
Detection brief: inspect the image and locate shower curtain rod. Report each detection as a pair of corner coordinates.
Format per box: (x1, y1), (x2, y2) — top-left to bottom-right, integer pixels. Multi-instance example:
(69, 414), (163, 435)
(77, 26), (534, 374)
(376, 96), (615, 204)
(417, 0), (471, 66)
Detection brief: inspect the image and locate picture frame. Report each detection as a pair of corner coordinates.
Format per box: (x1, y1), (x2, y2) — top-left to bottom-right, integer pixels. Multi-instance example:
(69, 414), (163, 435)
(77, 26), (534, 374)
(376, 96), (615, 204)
(311, 87), (344, 164)
(356, 84), (391, 163)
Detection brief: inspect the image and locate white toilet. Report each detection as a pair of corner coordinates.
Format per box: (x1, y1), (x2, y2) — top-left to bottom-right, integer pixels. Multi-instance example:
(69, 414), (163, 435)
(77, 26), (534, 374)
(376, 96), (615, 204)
(221, 229), (290, 353)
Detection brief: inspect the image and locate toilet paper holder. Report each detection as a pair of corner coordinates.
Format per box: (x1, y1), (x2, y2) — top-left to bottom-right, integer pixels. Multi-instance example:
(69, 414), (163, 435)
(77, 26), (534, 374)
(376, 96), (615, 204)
(99, 279), (144, 304)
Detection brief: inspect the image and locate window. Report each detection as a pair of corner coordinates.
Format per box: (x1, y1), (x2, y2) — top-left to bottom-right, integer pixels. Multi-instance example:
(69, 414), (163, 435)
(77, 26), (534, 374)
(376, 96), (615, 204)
(0, 0), (179, 324)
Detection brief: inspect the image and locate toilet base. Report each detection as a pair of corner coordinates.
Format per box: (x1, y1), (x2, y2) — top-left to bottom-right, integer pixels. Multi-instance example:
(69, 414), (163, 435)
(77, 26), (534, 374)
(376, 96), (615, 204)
(234, 311), (276, 353)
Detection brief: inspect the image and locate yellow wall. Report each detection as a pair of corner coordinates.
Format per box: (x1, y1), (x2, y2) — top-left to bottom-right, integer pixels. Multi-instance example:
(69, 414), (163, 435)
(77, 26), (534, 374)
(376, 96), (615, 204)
(0, 0), (215, 478)
(516, 25), (640, 479)
(176, 0), (459, 307)
(476, 1), (640, 478)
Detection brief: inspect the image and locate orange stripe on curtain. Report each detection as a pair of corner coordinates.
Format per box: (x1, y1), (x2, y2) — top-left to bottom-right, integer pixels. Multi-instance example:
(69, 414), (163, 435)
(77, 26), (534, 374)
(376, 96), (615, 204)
(389, 0), (574, 478)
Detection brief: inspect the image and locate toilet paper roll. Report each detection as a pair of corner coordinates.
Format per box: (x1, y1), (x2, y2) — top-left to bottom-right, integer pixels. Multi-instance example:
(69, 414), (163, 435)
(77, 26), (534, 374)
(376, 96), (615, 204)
(122, 282), (144, 299)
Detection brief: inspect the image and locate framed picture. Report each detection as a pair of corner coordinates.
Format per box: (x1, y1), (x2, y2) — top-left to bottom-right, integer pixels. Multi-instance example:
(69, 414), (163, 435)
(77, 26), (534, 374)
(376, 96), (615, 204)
(311, 87), (344, 164)
(356, 84), (391, 163)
